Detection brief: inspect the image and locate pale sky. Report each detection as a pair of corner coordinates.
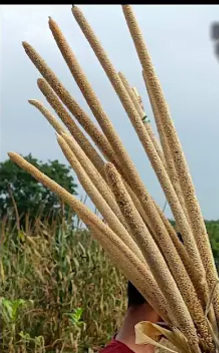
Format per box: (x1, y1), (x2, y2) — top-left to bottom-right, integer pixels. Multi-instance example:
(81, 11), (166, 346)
(1, 5), (219, 219)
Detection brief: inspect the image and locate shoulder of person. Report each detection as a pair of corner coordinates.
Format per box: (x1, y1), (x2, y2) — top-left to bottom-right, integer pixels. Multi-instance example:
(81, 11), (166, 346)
(99, 339), (134, 353)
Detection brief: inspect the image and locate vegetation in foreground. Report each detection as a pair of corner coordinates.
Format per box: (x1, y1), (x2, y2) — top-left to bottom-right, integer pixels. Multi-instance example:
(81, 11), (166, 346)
(0, 216), (219, 353)
(0, 217), (126, 353)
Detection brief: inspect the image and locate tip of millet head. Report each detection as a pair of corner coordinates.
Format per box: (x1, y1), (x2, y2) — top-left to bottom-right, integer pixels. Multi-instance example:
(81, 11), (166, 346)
(22, 41), (28, 49)
(37, 78), (43, 85)
(71, 5), (78, 12)
(48, 16), (54, 25)
(8, 152), (15, 159)
(28, 99), (36, 105)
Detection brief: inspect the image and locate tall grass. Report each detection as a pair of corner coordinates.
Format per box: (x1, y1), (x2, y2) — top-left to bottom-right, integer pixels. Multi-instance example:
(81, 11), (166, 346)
(0, 216), (127, 353)
(1, 215), (219, 352)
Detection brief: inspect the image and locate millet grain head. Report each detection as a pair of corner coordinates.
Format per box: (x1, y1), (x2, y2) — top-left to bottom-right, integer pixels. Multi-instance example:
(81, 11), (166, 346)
(105, 162), (201, 352)
(118, 71), (166, 168)
(22, 42), (116, 168)
(121, 7), (219, 321)
(48, 16), (148, 194)
(57, 135), (144, 262)
(71, 6), (207, 287)
(8, 151), (170, 325)
(37, 78), (105, 175)
(105, 163), (214, 351)
(28, 99), (67, 134)
(60, 132), (129, 230)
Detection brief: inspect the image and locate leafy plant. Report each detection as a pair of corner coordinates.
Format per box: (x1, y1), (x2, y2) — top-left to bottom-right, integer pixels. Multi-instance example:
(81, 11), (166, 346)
(0, 155), (77, 228)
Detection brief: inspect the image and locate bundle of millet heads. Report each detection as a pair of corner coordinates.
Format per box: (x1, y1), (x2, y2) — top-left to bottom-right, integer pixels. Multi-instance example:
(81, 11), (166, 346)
(8, 5), (219, 352)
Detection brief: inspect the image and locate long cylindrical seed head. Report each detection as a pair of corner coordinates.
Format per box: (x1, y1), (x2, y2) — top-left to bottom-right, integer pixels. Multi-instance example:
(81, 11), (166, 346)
(8, 151), (170, 324)
(28, 99), (66, 133)
(71, 6), (205, 281)
(118, 73), (205, 283)
(104, 162), (200, 350)
(61, 132), (128, 229)
(124, 181), (154, 231)
(105, 163), (214, 350)
(87, 6), (201, 286)
(118, 72), (145, 119)
(22, 41), (116, 166)
(71, 6), (182, 247)
(48, 17), (138, 185)
(142, 70), (188, 219)
(118, 71), (166, 169)
(37, 78), (105, 174)
(155, 203), (205, 299)
(89, 224), (172, 326)
(71, 6), (155, 202)
(57, 135), (145, 263)
(121, 6), (219, 319)
(155, 201), (218, 333)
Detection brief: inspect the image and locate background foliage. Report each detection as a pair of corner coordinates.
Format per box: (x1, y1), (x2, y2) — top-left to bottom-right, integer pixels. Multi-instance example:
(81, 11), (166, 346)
(0, 155), (77, 227)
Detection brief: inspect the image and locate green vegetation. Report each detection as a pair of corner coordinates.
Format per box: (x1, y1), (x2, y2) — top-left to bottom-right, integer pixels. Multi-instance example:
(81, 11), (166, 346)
(0, 214), (219, 352)
(0, 216), (126, 353)
(0, 156), (77, 227)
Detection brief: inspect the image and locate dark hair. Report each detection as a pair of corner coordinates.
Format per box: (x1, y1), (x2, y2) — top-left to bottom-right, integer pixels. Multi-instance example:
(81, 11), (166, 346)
(127, 281), (146, 307)
(127, 232), (183, 308)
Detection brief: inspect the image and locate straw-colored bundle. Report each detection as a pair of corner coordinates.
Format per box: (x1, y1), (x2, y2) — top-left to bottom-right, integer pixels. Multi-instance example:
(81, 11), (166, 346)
(9, 5), (219, 352)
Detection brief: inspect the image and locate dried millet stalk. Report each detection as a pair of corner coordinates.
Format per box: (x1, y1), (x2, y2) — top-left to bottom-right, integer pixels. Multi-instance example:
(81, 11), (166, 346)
(30, 82), (149, 230)
(156, 202), (217, 323)
(71, 5), (207, 287)
(105, 163), (201, 353)
(88, 225), (173, 325)
(155, 203), (204, 299)
(28, 99), (66, 134)
(155, 201), (218, 333)
(36, 78), (105, 175)
(57, 134), (145, 263)
(121, 6), (219, 320)
(69, 8), (156, 197)
(8, 151), (171, 325)
(71, 6), (178, 236)
(105, 163), (214, 351)
(58, 134), (133, 243)
(142, 70), (188, 220)
(124, 182), (154, 232)
(89, 224), (173, 327)
(22, 42), (117, 167)
(50, 18), (131, 178)
(121, 5), (209, 287)
(60, 132), (128, 229)
(118, 72), (145, 119)
(118, 71), (166, 168)
(48, 17), (138, 185)
(60, 129), (151, 232)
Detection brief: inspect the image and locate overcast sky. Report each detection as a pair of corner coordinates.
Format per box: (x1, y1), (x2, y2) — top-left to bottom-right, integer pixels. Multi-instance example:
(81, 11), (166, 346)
(1, 5), (219, 219)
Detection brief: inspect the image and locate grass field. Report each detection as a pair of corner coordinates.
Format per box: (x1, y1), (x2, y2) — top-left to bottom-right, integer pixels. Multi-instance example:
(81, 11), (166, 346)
(0, 217), (219, 352)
